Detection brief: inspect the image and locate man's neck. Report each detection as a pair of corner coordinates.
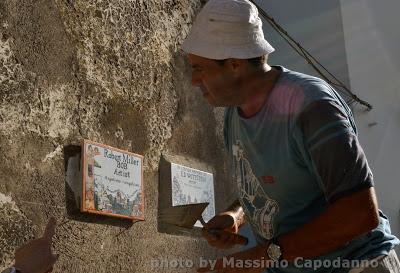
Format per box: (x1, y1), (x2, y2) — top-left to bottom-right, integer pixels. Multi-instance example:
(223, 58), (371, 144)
(238, 66), (281, 118)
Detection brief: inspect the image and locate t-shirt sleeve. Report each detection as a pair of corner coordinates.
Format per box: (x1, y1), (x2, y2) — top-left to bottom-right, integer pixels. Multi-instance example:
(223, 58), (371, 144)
(295, 100), (374, 203)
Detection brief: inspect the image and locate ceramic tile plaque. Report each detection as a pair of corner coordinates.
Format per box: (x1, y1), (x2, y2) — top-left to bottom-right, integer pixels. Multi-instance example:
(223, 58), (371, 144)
(170, 163), (215, 227)
(82, 139), (144, 220)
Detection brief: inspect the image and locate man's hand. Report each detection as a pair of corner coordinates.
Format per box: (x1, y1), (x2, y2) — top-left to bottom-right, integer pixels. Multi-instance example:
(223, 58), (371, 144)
(14, 217), (59, 273)
(202, 212), (241, 249)
(197, 243), (270, 273)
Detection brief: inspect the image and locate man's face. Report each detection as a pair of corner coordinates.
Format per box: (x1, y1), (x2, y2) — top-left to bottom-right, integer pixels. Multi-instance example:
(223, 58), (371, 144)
(188, 54), (243, 106)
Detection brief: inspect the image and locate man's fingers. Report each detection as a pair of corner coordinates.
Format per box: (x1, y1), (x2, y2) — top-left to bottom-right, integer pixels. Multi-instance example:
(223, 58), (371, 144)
(43, 217), (57, 242)
(220, 232), (237, 246)
(202, 228), (219, 241)
(203, 229), (231, 249)
(207, 229), (238, 249)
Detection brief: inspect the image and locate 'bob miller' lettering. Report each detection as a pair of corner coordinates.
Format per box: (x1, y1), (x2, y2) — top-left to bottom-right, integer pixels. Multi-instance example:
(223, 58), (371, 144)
(103, 149), (140, 166)
(103, 148), (140, 178)
(104, 148), (122, 162)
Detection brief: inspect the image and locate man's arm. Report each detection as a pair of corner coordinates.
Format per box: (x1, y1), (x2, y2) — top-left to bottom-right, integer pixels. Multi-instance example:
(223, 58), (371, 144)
(220, 188), (379, 261)
(210, 188), (378, 260)
(277, 100), (379, 260)
(198, 187), (379, 272)
(278, 186), (379, 260)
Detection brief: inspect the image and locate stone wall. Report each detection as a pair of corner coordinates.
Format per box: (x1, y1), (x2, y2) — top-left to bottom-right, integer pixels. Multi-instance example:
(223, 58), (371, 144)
(0, 0), (233, 271)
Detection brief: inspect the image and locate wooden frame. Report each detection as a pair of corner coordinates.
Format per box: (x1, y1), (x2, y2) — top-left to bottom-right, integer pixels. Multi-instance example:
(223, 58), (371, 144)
(81, 139), (144, 221)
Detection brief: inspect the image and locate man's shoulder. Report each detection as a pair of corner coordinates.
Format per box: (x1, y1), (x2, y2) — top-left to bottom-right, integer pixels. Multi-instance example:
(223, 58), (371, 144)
(273, 67), (345, 115)
(280, 68), (331, 91)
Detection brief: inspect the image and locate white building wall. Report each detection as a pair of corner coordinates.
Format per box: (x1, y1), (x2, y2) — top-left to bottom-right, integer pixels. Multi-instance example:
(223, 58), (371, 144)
(256, 0), (351, 88)
(340, 0), (400, 241)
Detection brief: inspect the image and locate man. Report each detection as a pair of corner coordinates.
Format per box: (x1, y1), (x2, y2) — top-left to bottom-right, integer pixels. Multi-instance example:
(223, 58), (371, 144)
(181, 0), (400, 272)
(2, 217), (58, 273)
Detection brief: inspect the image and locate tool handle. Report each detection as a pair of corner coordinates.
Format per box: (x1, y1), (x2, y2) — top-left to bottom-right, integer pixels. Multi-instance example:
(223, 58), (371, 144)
(208, 229), (248, 246)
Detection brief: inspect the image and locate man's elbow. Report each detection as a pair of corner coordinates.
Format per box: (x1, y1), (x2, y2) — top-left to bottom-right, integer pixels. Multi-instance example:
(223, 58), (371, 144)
(362, 202), (379, 233)
(354, 187), (380, 236)
(336, 187), (380, 237)
(347, 207), (379, 242)
(361, 207), (379, 234)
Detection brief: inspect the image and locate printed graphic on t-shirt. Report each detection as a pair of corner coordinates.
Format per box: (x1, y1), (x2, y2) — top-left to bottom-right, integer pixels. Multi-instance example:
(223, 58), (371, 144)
(232, 140), (279, 240)
(261, 175), (275, 184)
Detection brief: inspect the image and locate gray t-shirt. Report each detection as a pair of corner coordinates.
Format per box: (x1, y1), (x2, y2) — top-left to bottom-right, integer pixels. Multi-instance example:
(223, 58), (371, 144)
(224, 66), (399, 272)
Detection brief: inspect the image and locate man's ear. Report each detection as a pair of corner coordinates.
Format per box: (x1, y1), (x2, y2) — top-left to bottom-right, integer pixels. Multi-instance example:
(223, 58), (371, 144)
(226, 58), (246, 72)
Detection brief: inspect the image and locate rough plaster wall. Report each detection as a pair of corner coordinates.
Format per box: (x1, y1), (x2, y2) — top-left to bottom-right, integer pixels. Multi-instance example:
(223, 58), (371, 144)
(0, 0), (233, 271)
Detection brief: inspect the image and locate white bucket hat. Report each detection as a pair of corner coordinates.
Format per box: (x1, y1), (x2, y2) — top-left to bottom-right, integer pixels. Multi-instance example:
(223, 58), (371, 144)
(182, 0), (275, 60)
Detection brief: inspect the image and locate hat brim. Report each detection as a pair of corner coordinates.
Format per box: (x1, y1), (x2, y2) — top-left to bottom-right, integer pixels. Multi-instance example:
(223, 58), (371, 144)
(182, 35), (275, 60)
